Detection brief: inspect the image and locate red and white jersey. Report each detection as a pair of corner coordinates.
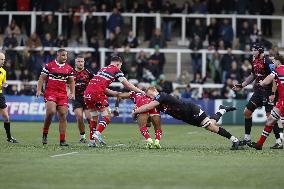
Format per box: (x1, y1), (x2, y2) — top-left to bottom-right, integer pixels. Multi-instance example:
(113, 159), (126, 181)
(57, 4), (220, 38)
(86, 64), (125, 92)
(273, 65), (284, 100)
(41, 60), (74, 94)
(129, 91), (152, 107)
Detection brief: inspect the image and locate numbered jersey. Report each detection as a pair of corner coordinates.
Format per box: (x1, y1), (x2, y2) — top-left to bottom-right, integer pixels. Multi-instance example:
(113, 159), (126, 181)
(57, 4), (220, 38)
(273, 65), (284, 100)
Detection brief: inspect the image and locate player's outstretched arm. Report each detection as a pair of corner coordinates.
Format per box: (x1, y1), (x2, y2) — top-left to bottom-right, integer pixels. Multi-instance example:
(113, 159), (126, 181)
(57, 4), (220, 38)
(36, 74), (47, 97)
(121, 79), (145, 94)
(233, 73), (255, 91)
(105, 88), (120, 97)
(133, 101), (160, 115)
(259, 73), (275, 86)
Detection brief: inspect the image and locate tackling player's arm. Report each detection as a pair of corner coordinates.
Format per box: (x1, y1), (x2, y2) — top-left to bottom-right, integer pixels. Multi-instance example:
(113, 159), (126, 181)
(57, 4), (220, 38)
(36, 74), (48, 97)
(67, 76), (75, 100)
(233, 73), (255, 91)
(105, 88), (120, 97)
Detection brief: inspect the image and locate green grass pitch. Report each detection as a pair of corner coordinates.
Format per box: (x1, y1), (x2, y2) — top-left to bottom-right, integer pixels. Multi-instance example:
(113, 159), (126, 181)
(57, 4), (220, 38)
(0, 122), (283, 189)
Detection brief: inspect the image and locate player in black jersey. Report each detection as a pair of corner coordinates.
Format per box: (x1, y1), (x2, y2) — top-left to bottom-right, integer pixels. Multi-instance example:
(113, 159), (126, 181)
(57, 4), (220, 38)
(73, 55), (94, 144)
(233, 43), (282, 148)
(132, 86), (240, 150)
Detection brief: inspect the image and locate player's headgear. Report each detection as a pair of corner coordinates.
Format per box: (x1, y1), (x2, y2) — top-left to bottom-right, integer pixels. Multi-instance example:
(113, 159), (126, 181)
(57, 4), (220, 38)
(251, 43), (264, 54)
(110, 55), (123, 63)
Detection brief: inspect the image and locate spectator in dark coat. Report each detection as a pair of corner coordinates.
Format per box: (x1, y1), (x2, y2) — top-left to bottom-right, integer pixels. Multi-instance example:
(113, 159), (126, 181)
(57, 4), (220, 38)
(148, 46), (166, 78)
(107, 7), (124, 33)
(189, 35), (203, 73)
(238, 21), (251, 50)
(42, 33), (55, 47)
(219, 19), (234, 48)
(149, 28), (167, 48)
(206, 18), (219, 46)
(55, 35), (68, 48)
(42, 14), (57, 39)
(85, 12), (98, 45)
(220, 48), (236, 82)
(143, 0), (155, 41)
(190, 18), (206, 41)
(123, 30), (139, 48)
(3, 34), (18, 48)
(261, 0), (274, 37)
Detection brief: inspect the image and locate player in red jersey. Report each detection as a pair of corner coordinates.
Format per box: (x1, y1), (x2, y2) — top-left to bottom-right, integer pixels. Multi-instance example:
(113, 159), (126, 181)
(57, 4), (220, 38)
(84, 56), (144, 146)
(248, 55), (284, 150)
(114, 91), (162, 149)
(36, 49), (75, 146)
(73, 55), (94, 143)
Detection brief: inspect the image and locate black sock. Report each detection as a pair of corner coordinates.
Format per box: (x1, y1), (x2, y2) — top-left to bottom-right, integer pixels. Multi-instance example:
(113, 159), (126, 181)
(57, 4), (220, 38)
(245, 118), (252, 135)
(4, 122), (11, 139)
(80, 132), (85, 135)
(273, 123), (280, 139)
(210, 112), (222, 122)
(217, 127), (232, 139)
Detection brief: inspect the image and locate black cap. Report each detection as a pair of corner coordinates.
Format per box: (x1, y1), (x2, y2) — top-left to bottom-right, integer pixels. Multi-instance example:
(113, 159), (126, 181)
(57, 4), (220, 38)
(110, 55), (123, 63)
(251, 43), (264, 53)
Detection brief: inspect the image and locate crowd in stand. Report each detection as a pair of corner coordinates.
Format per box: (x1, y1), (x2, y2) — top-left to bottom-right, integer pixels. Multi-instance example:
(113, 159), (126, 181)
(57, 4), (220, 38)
(0, 0), (283, 99)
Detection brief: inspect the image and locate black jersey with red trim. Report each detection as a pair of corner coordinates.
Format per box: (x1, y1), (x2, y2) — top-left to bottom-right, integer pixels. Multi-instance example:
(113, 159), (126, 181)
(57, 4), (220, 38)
(74, 68), (94, 98)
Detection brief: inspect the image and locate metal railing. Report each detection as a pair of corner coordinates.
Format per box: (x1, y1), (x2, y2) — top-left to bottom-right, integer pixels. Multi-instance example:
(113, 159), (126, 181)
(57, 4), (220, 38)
(0, 11), (284, 47)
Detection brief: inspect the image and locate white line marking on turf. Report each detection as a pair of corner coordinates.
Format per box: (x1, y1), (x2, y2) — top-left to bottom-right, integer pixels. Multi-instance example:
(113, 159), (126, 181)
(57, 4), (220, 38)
(187, 131), (198, 135)
(50, 152), (79, 158)
(107, 143), (126, 148)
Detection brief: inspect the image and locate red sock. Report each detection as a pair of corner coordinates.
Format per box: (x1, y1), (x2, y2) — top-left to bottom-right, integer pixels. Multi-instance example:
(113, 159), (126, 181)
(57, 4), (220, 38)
(257, 125), (273, 147)
(97, 117), (110, 133)
(43, 127), (49, 134)
(89, 120), (97, 140)
(140, 126), (151, 140)
(155, 129), (162, 140)
(60, 133), (65, 142)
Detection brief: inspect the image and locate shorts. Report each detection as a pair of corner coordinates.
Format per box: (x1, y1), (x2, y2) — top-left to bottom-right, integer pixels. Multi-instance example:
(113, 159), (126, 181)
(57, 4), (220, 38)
(84, 90), (109, 111)
(183, 102), (208, 127)
(72, 96), (87, 111)
(0, 93), (7, 109)
(246, 91), (273, 113)
(274, 100), (284, 117)
(44, 91), (68, 107)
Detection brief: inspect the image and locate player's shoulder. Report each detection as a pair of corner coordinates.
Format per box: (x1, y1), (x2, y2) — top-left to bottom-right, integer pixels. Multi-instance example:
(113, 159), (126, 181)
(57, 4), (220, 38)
(0, 67), (6, 73)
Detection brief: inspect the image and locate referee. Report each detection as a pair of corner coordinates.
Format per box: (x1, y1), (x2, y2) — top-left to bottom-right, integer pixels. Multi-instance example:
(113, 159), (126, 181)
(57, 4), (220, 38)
(0, 52), (18, 143)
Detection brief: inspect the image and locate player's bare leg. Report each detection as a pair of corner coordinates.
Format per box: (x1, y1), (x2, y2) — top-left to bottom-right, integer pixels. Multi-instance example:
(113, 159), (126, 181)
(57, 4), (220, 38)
(137, 114), (153, 148)
(151, 115), (162, 149)
(0, 108), (18, 143)
(57, 105), (69, 146)
(93, 107), (110, 146)
(74, 108), (87, 143)
(42, 101), (57, 145)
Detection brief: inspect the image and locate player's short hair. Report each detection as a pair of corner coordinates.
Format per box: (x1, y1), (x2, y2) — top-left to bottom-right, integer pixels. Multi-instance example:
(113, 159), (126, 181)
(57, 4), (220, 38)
(145, 86), (157, 93)
(274, 55), (284, 65)
(57, 48), (67, 54)
(110, 55), (123, 63)
(251, 43), (264, 53)
(75, 55), (84, 59)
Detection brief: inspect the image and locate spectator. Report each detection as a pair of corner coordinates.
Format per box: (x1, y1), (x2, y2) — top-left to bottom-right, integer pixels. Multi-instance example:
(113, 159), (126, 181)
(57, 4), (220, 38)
(127, 66), (138, 79)
(226, 61), (242, 82)
(36, 14), (46, 38)
(219, 19), (234, 48)
(121, 46), (135, 76)
(181, 84), (192, 99)
(62, 8), (74, 40)
(28, 51), (45, 78)
(100, 3), (108, 38)
(180, 1), (192, 38)
(217, 39), (225, 50)
(207, 18), (219, 46)
(55, 35), (68, 48)
(42, 14), (57, 39)
(104, 32), (118, 49)
(19, 68), (33, 81)
(220, 48), (236, 82)
(250, 23), (260, 44)
(115, 1), (124, 12)
(148, 46), (166, 78)
(42, 33), (55, 47)
(88, 35), (100, 63)
(136, 50), (148, 80)
(123, 30), (139, 48)
(26, 32), (42, 48)
(207, 0), (223, 14)
(162, 1), (173, 41)
(131, 1), (142, 37)
(221, 77), (236, 99)
(156, 74), (173, 94)
(191, 0), (207, 14)
(240, 60), (252, 79)
(85, 12), (97, 45)
(3, 34), (18, 48)
(256, 32), (272, 50)
(114, 26), (124, 48)
(208, 51), (222, 83)
(142, 67), (156, 82)
(42, 0), (59, 11)
(235, 0), (249, 14)
(143, 0), (155, 41)
(191, 72), (205, 84)
(107, 7), (124, 33)
(249, 0), (261, 15)
(4, 19), (21, 44)
(149, 28), (167, 48)
(238, 21), (251, 50)
(190, 19), (206, 41)
(89, 59), (100, 74)
(261, 0), (274, 37)
(171, 88), (181, 99)
(189, 35), (203, 73)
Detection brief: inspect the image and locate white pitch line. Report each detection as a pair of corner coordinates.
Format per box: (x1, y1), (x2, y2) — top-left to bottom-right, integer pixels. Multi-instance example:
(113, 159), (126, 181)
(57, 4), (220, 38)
(50, 152), (79, 158)
(187, 131), (198, 135)
(107, 143), (126, 148)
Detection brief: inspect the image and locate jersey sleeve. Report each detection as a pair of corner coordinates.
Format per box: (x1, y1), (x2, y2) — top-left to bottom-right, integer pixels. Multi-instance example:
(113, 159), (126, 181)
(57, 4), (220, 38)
(264, 55), (272, 74)
(41, 64), (49, 75)
(68, 67), (74, 78)
(154, 92), (165, 103)
(114, 69), (126, 82)
(3, 70), (6, 83)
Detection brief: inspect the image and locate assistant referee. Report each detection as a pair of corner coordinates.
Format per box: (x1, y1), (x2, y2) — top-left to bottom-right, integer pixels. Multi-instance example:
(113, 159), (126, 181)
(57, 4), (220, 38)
(0, 52), (18, 143)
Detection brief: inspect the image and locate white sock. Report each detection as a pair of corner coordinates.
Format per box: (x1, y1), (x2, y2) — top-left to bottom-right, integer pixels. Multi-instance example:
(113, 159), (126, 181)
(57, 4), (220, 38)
(80, 134), (86, 139)
(280, 132), (284, 140)
(230, 136), (239, 143)
(276, 138), (282, 145)
(244, 134), (251, 141)
(218, 109), (226, 115)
